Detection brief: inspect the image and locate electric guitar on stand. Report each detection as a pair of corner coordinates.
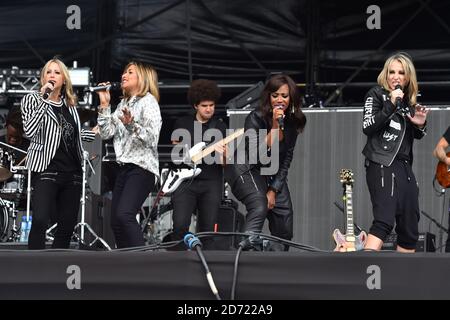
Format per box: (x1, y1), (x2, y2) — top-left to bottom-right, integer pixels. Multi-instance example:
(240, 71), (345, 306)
(435, 152), (450, 188)
(161, 128), (244, 194)
(332, 169), (367, 252)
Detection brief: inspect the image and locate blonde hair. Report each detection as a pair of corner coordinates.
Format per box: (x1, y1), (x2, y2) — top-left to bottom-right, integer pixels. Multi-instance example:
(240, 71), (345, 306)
(40, 58), (77, 107)
(122, 61), (160, 102)
(377, 52), (418, 105)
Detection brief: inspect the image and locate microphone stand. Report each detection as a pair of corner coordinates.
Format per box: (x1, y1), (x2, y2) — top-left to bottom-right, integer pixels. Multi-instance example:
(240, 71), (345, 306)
(73, 150), (111, 250)
(420, 210), (448, 252)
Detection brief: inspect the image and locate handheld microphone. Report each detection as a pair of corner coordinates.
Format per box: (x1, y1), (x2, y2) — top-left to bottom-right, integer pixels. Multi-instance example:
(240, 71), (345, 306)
(274, 105), (285, 131)
(42, 80), (55, 100)
(394, 84), (403, 111)
(89, 82), (121, 92)
(394, 84), (415, 116)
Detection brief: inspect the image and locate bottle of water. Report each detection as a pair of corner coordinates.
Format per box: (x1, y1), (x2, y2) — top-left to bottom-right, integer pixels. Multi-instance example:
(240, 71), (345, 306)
(20, 216), (27, 242)
(25, 216), (32, 242)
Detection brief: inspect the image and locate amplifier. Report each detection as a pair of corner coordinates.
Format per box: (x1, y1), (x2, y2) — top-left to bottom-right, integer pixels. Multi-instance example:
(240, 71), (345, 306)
(213, 199), (245, 250)
(382, 232), (435, 252)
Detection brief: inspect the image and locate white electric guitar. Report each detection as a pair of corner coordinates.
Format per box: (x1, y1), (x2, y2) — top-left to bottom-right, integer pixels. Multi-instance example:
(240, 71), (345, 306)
(161, 167), (202, 194)
(161, 128), (244, 194)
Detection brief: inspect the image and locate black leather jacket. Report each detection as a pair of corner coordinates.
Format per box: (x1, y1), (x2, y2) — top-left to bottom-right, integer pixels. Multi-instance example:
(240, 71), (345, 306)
(225, 110), (298, 192)
(362, 86), (426, 166)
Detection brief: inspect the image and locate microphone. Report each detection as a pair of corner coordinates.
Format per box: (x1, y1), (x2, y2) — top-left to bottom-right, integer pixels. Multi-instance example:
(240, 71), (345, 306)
(42, 80), (55, 100)
(89, 82), (121, 92)
(274, 105), (284, 131)
(394, 84), (415, 117)
(394, 84), (403, 111)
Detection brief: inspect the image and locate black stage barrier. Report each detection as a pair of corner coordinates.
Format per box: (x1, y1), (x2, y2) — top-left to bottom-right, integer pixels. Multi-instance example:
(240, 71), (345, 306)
(0, 250), (449, 300)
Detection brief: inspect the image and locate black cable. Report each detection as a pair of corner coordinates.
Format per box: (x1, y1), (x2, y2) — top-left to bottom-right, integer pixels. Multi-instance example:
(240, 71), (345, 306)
(196, 231), (328, 252)
(230, 246), (243, 300)
(184, 233), (221, 300)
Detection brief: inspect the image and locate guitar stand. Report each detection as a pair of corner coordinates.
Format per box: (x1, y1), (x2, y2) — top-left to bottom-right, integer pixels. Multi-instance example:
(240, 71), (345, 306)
(73, 151), (111, 251)
(141, 169), (171, 244)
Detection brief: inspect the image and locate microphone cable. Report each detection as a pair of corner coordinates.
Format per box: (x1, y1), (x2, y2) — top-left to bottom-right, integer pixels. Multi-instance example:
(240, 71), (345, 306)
(184, 233), (222, 300)
(230, 245), (243, 300)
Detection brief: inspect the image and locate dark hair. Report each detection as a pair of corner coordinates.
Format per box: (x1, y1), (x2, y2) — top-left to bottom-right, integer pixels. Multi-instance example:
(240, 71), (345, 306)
(6, 106), (24, 134)
(187, 79), (221, 107)
(259, 74), (306, 132)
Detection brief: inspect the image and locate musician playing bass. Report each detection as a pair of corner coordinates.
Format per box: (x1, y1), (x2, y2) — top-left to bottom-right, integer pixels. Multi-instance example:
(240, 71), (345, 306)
(170, 79), (227, 250)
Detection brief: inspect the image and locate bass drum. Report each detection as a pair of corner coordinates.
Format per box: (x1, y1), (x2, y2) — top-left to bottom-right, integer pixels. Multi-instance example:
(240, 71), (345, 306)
(0, 198), (10, 241)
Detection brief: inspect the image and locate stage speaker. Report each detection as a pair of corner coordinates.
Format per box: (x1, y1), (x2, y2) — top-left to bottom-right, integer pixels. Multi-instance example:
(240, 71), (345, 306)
(225, 81), (264, 110)
(84, 193), (116, 248)
(214, 199), (245, 250)
(382, 232), (435, 252)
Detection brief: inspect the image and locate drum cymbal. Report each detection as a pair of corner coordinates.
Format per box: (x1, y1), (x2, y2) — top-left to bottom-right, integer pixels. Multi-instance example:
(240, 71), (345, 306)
(0, 167), (12, 182)
(77, 108), (97, 123)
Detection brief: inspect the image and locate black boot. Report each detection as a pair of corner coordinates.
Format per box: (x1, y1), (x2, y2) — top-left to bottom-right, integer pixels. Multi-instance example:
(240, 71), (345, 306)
(239, 234), (263, 251)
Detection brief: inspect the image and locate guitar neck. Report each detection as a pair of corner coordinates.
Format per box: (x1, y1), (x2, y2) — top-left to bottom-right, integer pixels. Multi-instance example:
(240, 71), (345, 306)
(344, 184), (355, 237)
(191, 128), (244, 163)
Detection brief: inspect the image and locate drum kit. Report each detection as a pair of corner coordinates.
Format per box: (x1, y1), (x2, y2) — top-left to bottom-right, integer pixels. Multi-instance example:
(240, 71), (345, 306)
(0, 141), (30, 242)
(0, 142), (111, 250)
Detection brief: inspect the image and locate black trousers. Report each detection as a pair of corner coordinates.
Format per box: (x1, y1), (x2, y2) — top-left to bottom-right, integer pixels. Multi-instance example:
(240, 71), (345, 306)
(111, 163), (156, 248)
(171, 178), (222, 250)
(29, 171), (82, 250)
(231, 169), (293, 241)
(365, 159), (420, 250)
(446, 212), (450, 252)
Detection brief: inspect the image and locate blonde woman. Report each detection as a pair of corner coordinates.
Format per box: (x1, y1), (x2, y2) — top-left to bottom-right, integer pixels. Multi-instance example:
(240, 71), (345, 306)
(97, 61), (161, 248)
(21, 57), (95, 249)
(362, 52), (429, 252)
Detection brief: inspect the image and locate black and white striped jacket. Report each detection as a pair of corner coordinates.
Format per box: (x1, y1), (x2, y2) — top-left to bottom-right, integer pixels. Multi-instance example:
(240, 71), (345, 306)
(21, 92), (95, 172)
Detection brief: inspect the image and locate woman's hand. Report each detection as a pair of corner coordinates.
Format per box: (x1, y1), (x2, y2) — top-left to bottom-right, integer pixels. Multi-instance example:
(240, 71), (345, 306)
(119, 107), (134, 126)
(91, 125), (99, 134)
(408, 104), (429, 127)
(266, 189), (276, 210)
(96, 82), (111, 108)
(390, 88), (404, 106)
(272, 106), (285, 129)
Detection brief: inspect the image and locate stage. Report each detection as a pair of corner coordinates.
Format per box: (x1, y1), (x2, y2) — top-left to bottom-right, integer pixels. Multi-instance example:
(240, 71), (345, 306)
(0, 248), (449, 300)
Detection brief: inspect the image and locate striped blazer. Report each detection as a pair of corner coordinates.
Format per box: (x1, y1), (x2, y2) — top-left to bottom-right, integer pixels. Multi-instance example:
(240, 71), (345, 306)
(21, 92), (95, 172)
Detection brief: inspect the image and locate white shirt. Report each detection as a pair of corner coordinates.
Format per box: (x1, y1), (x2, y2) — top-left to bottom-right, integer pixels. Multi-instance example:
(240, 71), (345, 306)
(97, 92), (162, 178)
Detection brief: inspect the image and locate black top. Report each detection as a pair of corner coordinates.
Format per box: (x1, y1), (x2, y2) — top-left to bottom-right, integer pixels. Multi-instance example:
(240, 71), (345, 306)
(47, 104), (81, 172)
(172, 113), (227, 180)
(224, 109), (298, 192)
(362, 86), (426, 166)
(443, 126), (450, 144)
(395, 117), (415, 161)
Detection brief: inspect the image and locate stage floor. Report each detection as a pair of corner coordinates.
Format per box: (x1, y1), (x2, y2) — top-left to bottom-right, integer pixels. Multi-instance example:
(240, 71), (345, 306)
(0, 248), (449, 300)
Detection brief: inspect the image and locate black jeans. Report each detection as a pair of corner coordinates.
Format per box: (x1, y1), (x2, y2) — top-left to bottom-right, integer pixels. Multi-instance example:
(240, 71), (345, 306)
(111, 163), (156, 248)
(29, 170), (82, 250)
(171, 178), (222, 250)
(231, 169), (293, 245)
